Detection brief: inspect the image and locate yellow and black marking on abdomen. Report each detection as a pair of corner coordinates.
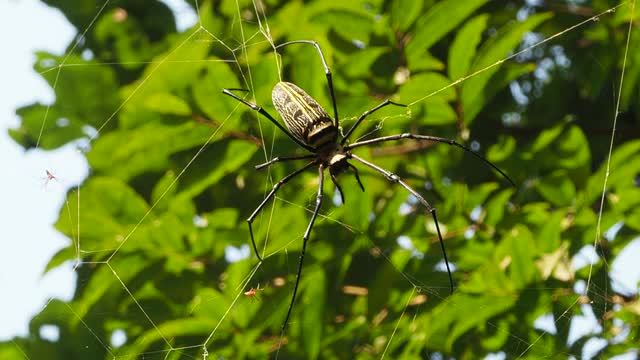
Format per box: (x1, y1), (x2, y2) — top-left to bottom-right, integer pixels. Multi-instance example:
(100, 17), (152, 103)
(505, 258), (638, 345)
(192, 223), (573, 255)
(272, 82), (338, 150)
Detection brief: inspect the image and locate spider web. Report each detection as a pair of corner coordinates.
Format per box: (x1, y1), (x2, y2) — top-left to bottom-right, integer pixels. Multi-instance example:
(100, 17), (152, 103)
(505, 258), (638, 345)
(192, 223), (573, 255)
(16, 0), (638, 359)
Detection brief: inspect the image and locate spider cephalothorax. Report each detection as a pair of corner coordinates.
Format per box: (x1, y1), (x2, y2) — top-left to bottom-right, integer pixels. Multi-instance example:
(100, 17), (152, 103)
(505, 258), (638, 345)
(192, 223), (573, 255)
(222, 40), (514, 334)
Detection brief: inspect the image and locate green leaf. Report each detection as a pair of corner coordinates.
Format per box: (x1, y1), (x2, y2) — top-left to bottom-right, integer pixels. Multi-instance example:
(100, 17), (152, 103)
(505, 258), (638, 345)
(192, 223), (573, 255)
(584, 140), (640, 203)
(302, 267), (326, 359)
(536, 170), (576, 207)
(425, 292), (516, 351)
(612, 188), (640, 214)
(463, 255), (513, 295)
(446, 295), (515, 349)
(462, 13), (552, 123)
(0, 341), (31, 360)
(466, 182), (500, 213)
(176, 141), (258, 201)
(118, 31), (211, 128)
(620, 33), (640, 108)
(151, 169), (178, 209)
(33, 52), (121, 129)
(487, 135), (517, 163)
(192, 60), (242, 121)
(484, 188), (515, 227)
(94, 9), (159, 69)
(10, 51), (121, 149)
(11, 103), (85, 150)
(481, 318), (512, 350)
(469, 62), (538, 124)
(189, 287), (232, 320)
(448, 14), (489, 81)
(88, 122), (215, 181)
(342, 47), (388, 78)
(390, 0), (423, 32)
(553, 125), (590, 170)
(406, 52), (445, 72)
(44, 246), (77, 274)
(399, 72), (456, 103)
(313, 9), (374, 41)
(406, 0), (490, 66)
(625, 209), (640, 231)
(72, 255), (150, 326)
(121, 317), (218, 358)
(374, 189), (412, 235)
(535, 209), (566, 252)
(291, 44), (334, 107)
(531, 123), (565, 153)
(54, 177), (150, 253)
(499, 225), (537, 288)
(144, 93), (191, 115)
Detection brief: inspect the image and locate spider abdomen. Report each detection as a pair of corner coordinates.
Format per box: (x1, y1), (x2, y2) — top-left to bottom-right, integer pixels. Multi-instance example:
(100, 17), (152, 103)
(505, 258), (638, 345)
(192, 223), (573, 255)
(272, 81), (338, 149)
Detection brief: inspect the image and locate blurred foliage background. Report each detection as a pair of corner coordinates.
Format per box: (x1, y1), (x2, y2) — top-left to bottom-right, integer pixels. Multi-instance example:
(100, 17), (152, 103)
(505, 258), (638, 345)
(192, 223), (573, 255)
(3, 0), (640, 359)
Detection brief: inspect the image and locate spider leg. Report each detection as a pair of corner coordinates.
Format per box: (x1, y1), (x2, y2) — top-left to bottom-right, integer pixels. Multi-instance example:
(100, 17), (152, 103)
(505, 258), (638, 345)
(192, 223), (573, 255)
(247, 161), (318, 261)
(341, 99), (407, 145)
(330, 172), (345, 204)
(347, 162), (365, 192)
(346, 133), (515, 186)
(349, 154), (454, 293)
(275, 40), (339, 127)
(282, 164), (325, 333)
(255, 154), (316, 170)
(222, 88), (315, 152)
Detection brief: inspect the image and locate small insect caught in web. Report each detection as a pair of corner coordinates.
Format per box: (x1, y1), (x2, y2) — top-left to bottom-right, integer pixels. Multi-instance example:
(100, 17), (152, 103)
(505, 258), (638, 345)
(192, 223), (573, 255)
(41, 169), (62, 190)
(45, 170), (57, 182)
(244, 284), (264, 302)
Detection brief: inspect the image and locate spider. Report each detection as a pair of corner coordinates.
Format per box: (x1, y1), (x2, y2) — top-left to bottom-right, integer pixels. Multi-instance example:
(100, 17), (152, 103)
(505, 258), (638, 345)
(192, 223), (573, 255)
(45, 170), (57, 181)
(244, 284), (264, 302)
(42, 169), (61, 189)
(223, 40), (514, 333)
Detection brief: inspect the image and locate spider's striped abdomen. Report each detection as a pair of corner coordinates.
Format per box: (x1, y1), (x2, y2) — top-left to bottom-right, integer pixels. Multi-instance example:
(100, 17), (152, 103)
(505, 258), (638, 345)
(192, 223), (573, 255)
(272, 81), (338, 150)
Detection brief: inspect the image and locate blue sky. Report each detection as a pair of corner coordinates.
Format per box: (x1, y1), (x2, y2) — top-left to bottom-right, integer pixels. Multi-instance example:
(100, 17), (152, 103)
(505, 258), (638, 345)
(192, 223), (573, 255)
(0, 0), (81, 340)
